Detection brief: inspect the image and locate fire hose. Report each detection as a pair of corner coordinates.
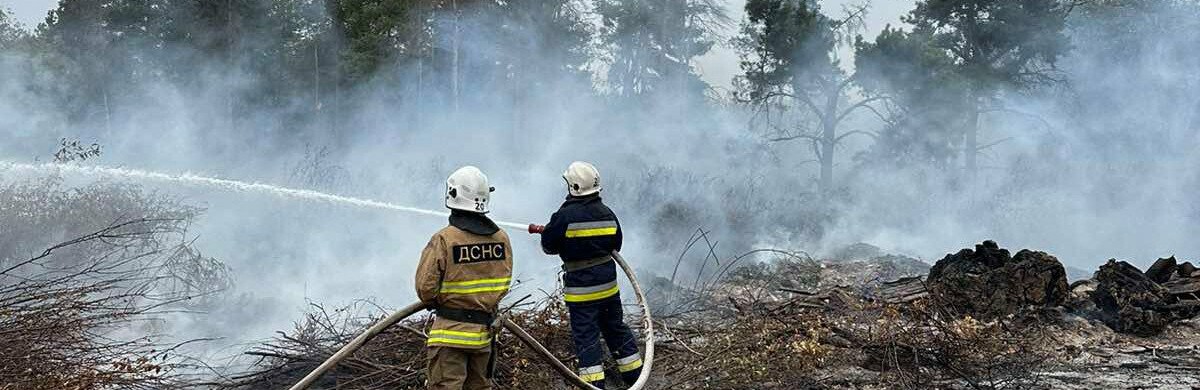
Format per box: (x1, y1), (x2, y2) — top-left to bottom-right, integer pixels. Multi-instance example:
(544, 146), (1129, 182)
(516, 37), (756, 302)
(288, 224), (653, 390)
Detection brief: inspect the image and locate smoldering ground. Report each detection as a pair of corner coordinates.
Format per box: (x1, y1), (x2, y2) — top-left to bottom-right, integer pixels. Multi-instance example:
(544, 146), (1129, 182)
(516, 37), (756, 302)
(1, 0), (1199, 373)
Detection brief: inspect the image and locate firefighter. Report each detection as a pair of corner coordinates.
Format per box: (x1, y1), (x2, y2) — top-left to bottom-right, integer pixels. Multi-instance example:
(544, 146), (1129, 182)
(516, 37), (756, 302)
(416, 166), (513, 390)
(540, 161), (642, 389)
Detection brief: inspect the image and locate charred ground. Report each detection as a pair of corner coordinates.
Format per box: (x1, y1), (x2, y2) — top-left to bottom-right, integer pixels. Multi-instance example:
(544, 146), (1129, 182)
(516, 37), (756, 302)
(217, 240), (1200, 390)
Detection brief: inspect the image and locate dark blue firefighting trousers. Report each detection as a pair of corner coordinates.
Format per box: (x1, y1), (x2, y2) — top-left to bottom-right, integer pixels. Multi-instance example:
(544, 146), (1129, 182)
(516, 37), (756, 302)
(568, 295), (642, 389)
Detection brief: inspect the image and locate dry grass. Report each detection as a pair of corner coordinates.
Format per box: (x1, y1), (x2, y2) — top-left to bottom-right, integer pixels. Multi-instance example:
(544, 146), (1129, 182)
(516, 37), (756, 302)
(221, 297), (580, 389)
(224, 240), (1060, 390)
(0, 178), (228, 389)
(840, 299), (1059, 390)
(0, 218), (215, 389)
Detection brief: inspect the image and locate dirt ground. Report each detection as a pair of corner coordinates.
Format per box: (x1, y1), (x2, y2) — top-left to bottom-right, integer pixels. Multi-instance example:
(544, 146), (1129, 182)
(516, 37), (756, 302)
(1041, 317), (1200, 390)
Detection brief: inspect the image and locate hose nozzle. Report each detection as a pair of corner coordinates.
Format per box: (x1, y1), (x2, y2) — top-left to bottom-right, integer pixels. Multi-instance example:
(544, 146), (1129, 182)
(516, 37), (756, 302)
(528, 224), (545, 234)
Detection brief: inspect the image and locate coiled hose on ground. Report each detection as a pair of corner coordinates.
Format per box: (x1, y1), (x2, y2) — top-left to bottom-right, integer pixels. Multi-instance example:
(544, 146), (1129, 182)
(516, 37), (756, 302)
(288, 251), (653, 390)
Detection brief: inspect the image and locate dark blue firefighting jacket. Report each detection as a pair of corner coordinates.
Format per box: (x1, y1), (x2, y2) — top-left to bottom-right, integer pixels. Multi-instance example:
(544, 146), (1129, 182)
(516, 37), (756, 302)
(540, 194), (623, 304)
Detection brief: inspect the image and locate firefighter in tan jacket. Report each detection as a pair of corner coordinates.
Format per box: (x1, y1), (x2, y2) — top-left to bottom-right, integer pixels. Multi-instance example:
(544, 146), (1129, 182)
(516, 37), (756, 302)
(416, 166), (513, 390)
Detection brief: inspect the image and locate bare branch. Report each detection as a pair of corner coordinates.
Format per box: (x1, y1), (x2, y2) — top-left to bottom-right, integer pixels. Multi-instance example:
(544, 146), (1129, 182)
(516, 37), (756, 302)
(975, 137), (1014, 152)
(836, 95), (890, 123)
(768, 133), (822, 143)
(835, 130), (879, 144)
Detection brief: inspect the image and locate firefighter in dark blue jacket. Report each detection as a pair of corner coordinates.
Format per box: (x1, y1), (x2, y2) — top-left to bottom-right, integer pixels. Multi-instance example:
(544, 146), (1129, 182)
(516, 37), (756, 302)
(540, 161), (642, 389)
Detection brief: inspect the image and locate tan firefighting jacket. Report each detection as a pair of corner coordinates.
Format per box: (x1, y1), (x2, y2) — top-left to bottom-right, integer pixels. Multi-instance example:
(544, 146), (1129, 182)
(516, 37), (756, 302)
(416, 224), (513, 350)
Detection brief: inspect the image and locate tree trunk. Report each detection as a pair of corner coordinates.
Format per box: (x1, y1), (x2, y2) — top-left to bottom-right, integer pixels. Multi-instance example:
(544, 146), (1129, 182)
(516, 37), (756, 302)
(416, 55), (423, 129)
(333, 32), (341, 143)
(418, 8), (433, 132)
(819, 125), (835, 194)
(965, 101), (980, 178)
(819, 86), (840, 194)
(451, 0), (460, 120)
(227, 0), (235, 133)
(102, 89), (111, 135)
(314, 41), (320, 112)
(511, 51), (522, 151)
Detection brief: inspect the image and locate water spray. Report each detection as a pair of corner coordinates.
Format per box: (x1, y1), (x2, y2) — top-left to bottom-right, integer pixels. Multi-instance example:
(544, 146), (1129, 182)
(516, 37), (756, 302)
(1, 161), (653, 389)
(0, 161), (528, 229)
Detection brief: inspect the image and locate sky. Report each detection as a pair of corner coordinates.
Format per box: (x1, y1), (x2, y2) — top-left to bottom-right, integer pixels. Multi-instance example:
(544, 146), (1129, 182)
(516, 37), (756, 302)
(4, 0), (52, 27)
(3, 0), (914, 90)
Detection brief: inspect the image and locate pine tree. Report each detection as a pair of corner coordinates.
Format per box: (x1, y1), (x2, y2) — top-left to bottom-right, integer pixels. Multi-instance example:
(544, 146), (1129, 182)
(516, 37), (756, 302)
(596, 0), (727, 99)
(904, 0), (1070, 176)
(734, 0), (881, 193)
(854, 27), (968, 168)
(0, 8), (30, 51)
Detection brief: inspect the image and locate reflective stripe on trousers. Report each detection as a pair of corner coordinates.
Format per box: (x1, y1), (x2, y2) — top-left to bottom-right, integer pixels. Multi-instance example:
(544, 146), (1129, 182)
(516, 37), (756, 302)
(427, 329), (491, 347)
(563, 280), (619, 303)
(565, 220), (618, 238)
(578, 364), (605, 383)
(616, 353), (642, 373)
(567, 295), (639, 388)
(440, 277), (511, 294)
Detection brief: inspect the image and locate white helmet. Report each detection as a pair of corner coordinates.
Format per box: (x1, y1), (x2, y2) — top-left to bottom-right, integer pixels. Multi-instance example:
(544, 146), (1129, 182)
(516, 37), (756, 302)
(563, 161), (601, 197)
(445, 166), (494, 213)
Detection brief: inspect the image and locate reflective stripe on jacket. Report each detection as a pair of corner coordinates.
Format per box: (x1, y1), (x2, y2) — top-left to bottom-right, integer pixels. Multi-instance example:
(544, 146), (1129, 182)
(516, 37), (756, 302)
(540, 194), (623, 305)
(540, 194), (622, 261)
(565, 220), (619, 238)
(440, 277), (511, 295)
(563, 280), (619, 303)
(416, 215), (513, 349)
(427, 329), (492, 348)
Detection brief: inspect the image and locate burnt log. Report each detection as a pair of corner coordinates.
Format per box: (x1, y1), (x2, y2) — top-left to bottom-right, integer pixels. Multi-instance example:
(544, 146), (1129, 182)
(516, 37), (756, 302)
(1090, 259), (1173, 336)
(1165, 277), (1200, 296)
(926, 241), (1069, 319)
(1145, 256), (1178, 284)
(878, 276), (928, 303)
(1178, 262), (1197, 278)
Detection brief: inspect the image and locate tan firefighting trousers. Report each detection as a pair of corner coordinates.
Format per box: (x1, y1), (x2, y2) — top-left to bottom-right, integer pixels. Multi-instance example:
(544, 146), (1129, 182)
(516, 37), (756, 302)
(426, 346), (492, 390)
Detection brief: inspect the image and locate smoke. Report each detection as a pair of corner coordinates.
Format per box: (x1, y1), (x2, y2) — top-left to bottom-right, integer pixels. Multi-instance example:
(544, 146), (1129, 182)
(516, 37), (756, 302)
(0, 0), (766, 366)
(823, 0), (1200, 266)
(1, 0), (1199, 370)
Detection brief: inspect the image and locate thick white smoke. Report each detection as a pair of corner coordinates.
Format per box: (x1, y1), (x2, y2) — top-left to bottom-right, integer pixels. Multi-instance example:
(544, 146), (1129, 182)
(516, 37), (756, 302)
(1, 0), (1198, 369)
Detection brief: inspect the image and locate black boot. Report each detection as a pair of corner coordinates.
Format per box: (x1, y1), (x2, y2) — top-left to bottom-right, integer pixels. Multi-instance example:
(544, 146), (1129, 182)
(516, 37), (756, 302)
(619, 367), (641, 386)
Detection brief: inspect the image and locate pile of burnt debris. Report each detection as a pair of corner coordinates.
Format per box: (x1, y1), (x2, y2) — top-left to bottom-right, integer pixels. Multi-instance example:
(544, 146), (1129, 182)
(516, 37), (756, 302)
(1072, 256), (1200, 335)
(879, 240), (1200, 336)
